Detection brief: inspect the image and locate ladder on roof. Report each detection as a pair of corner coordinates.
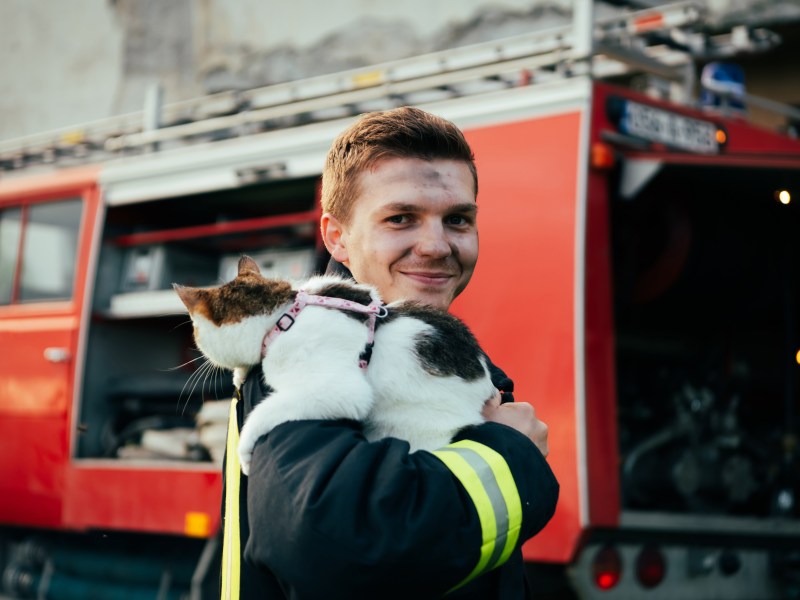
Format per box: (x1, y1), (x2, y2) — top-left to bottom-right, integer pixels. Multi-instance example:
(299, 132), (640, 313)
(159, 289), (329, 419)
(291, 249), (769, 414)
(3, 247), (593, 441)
(0, 0), (782, 172)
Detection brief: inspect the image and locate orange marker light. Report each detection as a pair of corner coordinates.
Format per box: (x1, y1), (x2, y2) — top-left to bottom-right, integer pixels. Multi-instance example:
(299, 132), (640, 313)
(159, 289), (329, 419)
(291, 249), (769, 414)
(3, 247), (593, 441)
(715, 129), (727, 144)
(591, 142), (615, 169)
(185, 511), (212, 538)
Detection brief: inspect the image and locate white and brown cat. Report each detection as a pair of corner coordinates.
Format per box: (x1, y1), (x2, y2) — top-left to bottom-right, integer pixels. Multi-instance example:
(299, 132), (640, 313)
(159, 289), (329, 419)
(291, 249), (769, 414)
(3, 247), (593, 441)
(175, 256), (495, 475)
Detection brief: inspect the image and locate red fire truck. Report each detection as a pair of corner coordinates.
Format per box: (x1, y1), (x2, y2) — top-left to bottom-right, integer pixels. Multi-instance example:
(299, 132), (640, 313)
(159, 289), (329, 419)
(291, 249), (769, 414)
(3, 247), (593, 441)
(1, 3), (798, 598)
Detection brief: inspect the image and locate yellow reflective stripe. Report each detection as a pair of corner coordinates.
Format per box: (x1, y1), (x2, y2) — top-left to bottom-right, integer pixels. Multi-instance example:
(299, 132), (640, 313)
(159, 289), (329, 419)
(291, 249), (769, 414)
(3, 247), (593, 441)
(450, 439), (522, 566)
(430, 449), (496, 589)
(431, 439), (522, 592)
(221, 396), (241, 600)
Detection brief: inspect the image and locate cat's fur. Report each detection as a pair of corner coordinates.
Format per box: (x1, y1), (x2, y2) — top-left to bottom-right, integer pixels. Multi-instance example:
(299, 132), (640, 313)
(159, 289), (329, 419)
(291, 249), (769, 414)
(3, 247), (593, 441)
(175, 256), (495, 475)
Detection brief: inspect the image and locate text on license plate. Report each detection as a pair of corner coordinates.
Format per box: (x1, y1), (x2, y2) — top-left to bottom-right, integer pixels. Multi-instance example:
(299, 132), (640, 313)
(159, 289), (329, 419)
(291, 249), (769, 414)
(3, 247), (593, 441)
(621, 101), (719, 154)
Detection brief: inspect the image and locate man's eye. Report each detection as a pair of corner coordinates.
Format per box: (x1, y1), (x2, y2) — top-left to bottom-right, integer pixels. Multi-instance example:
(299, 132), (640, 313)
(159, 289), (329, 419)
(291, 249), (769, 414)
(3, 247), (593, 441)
(446, 215), (472, 226)
(387, 214), (410, 224)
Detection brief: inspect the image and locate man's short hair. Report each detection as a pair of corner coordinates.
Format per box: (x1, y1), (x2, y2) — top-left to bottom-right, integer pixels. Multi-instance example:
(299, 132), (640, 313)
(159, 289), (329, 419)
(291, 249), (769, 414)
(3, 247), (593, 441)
(321, 106), (478, 223)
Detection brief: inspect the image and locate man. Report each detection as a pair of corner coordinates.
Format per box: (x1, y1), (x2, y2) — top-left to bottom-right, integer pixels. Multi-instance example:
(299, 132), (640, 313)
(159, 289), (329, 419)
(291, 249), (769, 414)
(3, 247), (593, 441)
(221, 107), (558, 599)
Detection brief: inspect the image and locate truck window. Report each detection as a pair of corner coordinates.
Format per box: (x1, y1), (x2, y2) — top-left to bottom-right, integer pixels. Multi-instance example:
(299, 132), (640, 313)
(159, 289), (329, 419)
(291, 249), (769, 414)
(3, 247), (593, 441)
(0, 206), (23, 304)
(0, 198), (83, 304)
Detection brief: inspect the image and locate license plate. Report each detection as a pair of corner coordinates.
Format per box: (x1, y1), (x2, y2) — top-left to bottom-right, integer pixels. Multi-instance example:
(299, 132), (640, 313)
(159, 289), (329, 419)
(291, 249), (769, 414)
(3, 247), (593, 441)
(621, 101), (719, 154)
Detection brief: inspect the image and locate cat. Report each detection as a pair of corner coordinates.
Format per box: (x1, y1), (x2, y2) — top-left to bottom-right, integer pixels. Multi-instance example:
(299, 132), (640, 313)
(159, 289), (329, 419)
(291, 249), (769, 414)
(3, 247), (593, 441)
(174, 255), (496, 475)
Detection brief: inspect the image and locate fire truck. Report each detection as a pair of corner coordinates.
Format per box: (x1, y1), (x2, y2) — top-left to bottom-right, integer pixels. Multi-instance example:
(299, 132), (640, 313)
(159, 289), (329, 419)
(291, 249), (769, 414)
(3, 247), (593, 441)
(1, 2), (799, 598)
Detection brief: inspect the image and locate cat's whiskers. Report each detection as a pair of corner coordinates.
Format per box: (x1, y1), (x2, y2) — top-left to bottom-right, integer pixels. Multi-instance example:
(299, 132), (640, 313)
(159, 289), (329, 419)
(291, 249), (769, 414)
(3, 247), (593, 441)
(212, 363), (224, 399)
(177, 356), (234, 417)
(170, 319), (194, 332)
(165, 355), (205, 371)
(179, 359), (213, 415)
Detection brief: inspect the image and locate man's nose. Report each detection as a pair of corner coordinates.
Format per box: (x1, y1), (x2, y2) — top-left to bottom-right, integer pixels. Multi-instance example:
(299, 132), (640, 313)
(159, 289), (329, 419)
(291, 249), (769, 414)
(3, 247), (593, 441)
(414, 222), (452, 258)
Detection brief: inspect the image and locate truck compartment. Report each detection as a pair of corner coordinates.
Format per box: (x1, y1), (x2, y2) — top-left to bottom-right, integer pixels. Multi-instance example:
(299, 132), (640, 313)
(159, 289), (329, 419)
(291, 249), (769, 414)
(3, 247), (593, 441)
(611, 162), (800, 521)
(77, 177), (324, 461)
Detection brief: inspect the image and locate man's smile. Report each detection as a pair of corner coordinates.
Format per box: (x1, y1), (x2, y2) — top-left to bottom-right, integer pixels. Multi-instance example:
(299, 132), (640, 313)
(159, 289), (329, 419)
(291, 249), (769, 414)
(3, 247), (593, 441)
(399, 270), (457, 286)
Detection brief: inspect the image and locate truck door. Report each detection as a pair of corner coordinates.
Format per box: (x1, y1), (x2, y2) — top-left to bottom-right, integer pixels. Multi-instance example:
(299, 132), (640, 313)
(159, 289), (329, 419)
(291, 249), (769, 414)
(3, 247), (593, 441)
(0, 171), (99, 528)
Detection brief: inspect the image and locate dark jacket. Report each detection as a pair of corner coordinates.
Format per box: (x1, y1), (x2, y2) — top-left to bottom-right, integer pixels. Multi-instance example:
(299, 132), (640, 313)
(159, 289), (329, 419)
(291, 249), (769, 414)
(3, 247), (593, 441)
(222, 364), (558, 599)
(220, 262), (559, 599)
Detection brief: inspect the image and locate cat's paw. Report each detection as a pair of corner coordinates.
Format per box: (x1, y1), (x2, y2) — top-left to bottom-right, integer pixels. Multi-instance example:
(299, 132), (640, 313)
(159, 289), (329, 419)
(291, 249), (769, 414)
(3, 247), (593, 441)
(238, 421), (261, 476)
(238, 409), (273, 475)
(238, 443), (253, 476)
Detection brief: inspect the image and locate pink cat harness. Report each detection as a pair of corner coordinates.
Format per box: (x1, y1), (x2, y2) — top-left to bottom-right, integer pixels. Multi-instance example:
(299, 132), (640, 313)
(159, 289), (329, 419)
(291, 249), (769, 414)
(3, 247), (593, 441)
(261, 290), (388, 369)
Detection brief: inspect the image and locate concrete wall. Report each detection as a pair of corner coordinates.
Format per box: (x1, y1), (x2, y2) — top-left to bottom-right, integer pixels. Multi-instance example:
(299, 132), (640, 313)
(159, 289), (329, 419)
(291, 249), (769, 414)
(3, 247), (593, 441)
(1, 0), (799, 141)
(0, 1), (123, 139)
(0, 0), (571, 140)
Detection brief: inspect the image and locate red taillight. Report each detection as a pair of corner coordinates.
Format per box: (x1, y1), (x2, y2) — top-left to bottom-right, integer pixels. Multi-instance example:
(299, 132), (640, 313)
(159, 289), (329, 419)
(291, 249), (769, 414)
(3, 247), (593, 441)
(596, 572), (618, 590)
(635, 545), (666, 589)
(592, 545), (622, 590)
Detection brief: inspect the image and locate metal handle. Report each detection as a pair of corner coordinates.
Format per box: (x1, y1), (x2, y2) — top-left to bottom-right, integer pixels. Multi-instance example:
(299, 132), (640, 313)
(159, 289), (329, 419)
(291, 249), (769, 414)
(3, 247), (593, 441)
(44, 347), (71, 363)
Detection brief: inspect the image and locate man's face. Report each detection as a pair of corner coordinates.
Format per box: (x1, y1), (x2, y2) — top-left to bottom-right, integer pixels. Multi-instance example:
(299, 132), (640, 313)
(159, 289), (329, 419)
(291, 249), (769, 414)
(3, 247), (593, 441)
(322, 157), (478, 310)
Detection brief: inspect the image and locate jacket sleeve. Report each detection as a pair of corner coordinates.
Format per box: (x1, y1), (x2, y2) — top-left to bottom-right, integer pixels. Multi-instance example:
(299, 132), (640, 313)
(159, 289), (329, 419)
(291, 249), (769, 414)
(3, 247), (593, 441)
(244, 417), (558, 598)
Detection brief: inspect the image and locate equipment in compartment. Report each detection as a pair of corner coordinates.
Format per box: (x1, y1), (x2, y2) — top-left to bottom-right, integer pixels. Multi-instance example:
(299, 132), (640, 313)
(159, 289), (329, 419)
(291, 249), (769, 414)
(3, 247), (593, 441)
(218, 247), (316, 283)
(100, 371), (227, 462)
(120, 244), (216, 292)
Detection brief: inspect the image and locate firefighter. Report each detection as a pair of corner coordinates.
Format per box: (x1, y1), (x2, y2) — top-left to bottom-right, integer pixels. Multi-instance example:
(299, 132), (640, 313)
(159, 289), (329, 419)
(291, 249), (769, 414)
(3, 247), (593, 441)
(220, 107), (558, 599)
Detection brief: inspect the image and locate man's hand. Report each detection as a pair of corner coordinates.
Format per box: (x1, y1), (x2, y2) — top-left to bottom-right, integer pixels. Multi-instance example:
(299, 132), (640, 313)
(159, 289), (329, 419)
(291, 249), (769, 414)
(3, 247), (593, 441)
(482, 391), (550, 458)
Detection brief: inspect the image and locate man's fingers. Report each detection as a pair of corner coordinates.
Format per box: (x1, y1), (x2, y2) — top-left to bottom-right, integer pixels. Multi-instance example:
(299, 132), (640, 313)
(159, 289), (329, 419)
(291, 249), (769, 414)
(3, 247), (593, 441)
(482, 399), (550, 458)
(486, 389), (501, 407)
(481, 389), (501, 419)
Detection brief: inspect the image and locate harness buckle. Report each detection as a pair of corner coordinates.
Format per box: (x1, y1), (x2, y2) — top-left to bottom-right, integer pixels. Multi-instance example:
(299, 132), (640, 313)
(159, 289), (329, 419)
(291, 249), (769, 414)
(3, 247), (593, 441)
(276, 313), (295, 332)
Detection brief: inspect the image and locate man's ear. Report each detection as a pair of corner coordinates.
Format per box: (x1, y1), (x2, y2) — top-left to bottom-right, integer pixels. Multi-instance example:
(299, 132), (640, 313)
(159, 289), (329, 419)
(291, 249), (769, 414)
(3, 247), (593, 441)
(320, 213), (350, 266)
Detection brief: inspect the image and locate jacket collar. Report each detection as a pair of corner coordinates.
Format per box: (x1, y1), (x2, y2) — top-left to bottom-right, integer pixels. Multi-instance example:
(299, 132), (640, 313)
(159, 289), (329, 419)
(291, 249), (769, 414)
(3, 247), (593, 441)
(325, 258), (353, 279)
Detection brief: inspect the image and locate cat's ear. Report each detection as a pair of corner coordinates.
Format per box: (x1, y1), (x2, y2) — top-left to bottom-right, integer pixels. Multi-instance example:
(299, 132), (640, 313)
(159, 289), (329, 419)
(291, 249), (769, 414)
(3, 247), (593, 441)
(173, 284), (203, 312)
(238, 255), (261, 276)
(320, 213), (349, 266)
